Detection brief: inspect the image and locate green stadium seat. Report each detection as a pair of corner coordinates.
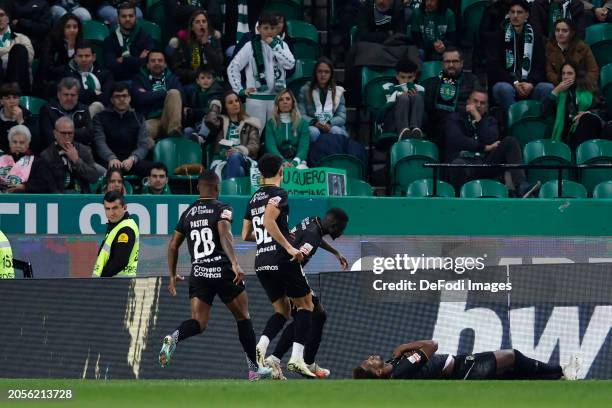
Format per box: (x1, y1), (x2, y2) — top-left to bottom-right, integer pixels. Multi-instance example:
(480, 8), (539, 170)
(418, 61), (442, 84)
(153, 137), (202, 182)
(318, 154), (365, 180)
(286, 20), (319, 60)
(600, 63), (612, 109)
(362, 66), (396, 112)
(347, 178), (374, 196)
(19, 96), (46, 115)
(145, 0), (167, 44)
(523, 139), (572, 184)
(139, 19), (161, 47)
(507, 100), (551, 149)
(460, 179), (509, 198)
(263, 0), (303, 21)
(592, 180), (612, 198)
(371, 123), (398, 149)
(83, 20), (109, 67)
(538, 180), (587, 198)
(576, 139), (612, 193)
(390, 139), (439, 195)
(286, 58), (316, 98)
(460, 0), (489, 47)
(406, 178), (456, 197)
(585, 23), (612, 67)
(220, 177), (251, 195)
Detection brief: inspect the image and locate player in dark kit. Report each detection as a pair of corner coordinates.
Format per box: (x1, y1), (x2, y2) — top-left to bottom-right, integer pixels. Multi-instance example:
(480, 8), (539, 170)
(242, 153), (317, 378)
(353, 339), (582, 380)
(265, 208), (350, 380)
(159, 170), (272, 381)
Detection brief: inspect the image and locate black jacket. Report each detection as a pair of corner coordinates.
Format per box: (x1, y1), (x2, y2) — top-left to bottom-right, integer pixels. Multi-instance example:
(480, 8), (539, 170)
(170, 37), (225, 83)
(39, 37), (75, 81)
(92, 108), (150, 163)
(487, 25), (547, 85)
(0, 107), (35, 153)
(25, 142), (99, 193)
(356, 0), (406, 43)
(39, 100), (93, 152)
(11, 0), (51, 50)
(529, 0), (587, 39)
(103, 25), (155, 80)
(479, 0), (511, 50)
(65, 62), (114, 106)
(131, 67), (184, 118)
(444, 111), (501, 162)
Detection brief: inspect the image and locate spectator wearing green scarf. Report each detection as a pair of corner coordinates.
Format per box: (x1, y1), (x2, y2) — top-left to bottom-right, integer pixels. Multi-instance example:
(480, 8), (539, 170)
(543, 61), (604, 151)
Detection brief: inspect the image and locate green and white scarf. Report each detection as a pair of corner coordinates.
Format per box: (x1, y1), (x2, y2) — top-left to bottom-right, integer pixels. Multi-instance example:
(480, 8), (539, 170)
(251, 35), (268, 92)
(0, 28), (11, 48)
(504, 22), (534, 81)
(116, 24), (139, 55)
(435, 72), (462, 112)
(551, 89), (593, 141)
(549, 0), (572, 36)
(149, 72), (166, 92)
(237, 0), (249, 43)
(312, 87), (334, 124)
(68, 59), (100, 92)
(251, 36), (284, 92)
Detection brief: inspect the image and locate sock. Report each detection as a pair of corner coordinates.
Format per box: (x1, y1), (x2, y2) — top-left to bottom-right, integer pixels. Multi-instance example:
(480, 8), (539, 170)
(260, 312), (287, 350)
(257, 335), (270, 354)
(512, 349), (563, 379)
(171, 319), (202, 343)
(271, 321), (295, 360)
(237, 319), (258, 371)
(290, 309), (312, 360)
(290, 342), (305, 361)
(304, 309), (327, 365)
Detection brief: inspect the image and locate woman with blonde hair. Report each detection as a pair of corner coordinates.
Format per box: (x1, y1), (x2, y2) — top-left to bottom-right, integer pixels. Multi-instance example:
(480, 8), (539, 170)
(265, 89), (310, 168)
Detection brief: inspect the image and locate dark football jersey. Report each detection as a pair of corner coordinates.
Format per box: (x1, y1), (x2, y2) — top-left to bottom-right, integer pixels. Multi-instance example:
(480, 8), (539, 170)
(390, 351), (448, 379)
(243, 185), (290, 273)
(290, 216), (323, 266)
(175, 198), (233, 276)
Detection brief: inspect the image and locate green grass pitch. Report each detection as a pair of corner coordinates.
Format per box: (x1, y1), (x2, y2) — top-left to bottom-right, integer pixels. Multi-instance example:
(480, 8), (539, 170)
(1, 379), (611, 408)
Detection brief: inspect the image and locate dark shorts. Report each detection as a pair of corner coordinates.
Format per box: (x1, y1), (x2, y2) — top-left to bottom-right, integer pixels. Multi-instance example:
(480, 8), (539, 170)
(451, 352), (497, 380)
(256, 261), (311, 303)
(189, 268), (245, 306)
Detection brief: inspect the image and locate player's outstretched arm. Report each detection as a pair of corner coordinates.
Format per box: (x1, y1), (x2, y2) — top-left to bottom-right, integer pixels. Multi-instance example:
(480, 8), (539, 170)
(241, 219), (255, 242)
(263, 204), (303, 262)
(218, 220), (245, 284)
(392, 340), (438, 360)
(167, 231), (185, 296)
(320, 238), (348, 270)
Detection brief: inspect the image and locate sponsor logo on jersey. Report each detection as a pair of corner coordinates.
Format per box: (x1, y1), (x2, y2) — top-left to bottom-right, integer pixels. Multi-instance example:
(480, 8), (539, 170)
(408, 352), (421, 364)
(117, 233), (129, 243)
(268, 196), (282, 207)
(300, 243), (313, 256)
(221, 209), (233, 221)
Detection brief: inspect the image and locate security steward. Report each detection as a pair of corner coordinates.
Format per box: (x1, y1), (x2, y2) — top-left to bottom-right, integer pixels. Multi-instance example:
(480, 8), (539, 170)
(0, 229), (14, 279)
(92, 191), (139, 277)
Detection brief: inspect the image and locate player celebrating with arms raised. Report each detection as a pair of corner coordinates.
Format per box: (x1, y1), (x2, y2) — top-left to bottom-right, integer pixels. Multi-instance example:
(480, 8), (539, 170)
(159, 170), (272, 381)
(242, 153), (317, 378)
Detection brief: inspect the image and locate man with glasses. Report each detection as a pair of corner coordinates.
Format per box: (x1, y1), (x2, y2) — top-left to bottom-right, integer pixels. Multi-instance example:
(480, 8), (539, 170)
(25, 116), (98, 193)
(40, 77), (93, 153)
(423, 47), (480, 149)
(93, 82), (153, 178)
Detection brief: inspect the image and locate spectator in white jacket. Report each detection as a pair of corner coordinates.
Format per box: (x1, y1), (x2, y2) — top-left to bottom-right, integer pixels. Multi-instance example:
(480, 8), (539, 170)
(227, 12), (295, 134)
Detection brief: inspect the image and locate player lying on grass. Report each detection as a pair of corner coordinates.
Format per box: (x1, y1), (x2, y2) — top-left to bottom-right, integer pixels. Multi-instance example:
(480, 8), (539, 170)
(159, 170), (272, 381)
(263, 209), (350, 380)
(353, 339), (582, 380)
